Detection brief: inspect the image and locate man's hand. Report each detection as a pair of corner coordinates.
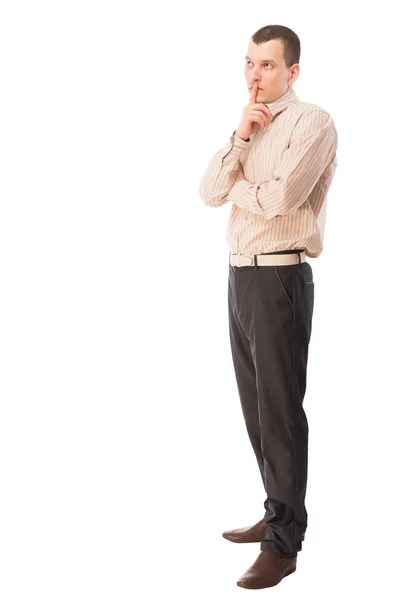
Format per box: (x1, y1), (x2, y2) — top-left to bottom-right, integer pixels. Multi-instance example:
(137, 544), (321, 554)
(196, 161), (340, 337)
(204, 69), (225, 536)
(235, 82), (273, 140)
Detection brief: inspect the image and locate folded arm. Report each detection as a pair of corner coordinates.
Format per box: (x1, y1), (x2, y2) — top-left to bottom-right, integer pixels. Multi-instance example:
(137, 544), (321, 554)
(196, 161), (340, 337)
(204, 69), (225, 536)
(227, 110), (338, 219)
(199, 131), (250, 207)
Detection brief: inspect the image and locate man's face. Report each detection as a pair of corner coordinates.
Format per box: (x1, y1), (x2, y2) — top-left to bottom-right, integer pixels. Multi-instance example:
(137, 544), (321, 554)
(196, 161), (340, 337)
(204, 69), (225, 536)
(244, 39), (299, 104)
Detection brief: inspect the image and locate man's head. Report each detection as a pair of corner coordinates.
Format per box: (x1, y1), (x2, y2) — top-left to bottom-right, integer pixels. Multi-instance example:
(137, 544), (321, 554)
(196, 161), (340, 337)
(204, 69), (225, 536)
(245, 25), (300, 104)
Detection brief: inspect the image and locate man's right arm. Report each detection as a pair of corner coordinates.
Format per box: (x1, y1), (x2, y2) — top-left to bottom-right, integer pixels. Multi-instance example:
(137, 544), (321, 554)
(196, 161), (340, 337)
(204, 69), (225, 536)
(199, 131), (250, 208)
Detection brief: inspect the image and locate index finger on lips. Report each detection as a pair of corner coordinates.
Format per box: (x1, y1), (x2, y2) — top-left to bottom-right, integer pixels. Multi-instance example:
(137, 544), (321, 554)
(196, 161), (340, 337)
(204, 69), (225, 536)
(248, 82), (258, 105)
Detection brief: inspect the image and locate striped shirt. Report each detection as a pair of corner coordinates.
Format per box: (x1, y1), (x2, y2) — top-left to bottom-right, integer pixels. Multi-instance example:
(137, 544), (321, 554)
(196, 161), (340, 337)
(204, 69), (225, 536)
(199, 86), (338, 258)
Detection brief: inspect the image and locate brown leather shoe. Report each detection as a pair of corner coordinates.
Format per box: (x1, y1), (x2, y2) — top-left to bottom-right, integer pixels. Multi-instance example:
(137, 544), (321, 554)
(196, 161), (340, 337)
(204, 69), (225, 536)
(222, 518), (267, 543)
(236, 550), (296, 589)
(222, 518), (305, 545)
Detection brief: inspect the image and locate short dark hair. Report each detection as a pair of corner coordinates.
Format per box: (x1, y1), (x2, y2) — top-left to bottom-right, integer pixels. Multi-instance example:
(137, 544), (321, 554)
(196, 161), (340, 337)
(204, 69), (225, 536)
(251, 25), (301, 69)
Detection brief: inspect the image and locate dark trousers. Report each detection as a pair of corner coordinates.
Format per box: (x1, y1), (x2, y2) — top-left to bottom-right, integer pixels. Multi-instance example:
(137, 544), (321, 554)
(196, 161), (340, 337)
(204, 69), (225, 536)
(227, 249), (315, 558)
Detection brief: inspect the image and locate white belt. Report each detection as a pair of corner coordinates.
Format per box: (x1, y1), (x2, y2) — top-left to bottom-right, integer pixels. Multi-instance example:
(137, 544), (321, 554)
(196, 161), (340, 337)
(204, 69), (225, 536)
(230, 251), (306, 267)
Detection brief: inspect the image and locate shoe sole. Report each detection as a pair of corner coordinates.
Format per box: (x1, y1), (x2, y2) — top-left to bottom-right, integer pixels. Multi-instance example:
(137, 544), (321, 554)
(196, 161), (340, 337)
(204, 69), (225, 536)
(236, 566), (296, 589)
(222, 532), (305, 544)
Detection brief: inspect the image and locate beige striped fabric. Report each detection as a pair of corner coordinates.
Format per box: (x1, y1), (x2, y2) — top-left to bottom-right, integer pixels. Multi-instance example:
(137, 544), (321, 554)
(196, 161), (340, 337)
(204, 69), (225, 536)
(199, 86), (338, 258)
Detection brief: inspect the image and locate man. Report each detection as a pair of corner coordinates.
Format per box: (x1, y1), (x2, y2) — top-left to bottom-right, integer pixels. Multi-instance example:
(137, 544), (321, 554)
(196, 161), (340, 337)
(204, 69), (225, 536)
(199, 24), (338, 589)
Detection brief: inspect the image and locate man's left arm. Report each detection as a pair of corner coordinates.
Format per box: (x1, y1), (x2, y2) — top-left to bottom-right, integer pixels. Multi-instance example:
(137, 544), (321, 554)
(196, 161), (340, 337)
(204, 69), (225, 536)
(227, 109), (338, 219)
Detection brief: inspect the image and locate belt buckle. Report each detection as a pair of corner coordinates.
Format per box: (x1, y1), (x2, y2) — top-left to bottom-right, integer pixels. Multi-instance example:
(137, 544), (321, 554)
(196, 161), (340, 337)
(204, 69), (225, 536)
(238, 254), (253, 267)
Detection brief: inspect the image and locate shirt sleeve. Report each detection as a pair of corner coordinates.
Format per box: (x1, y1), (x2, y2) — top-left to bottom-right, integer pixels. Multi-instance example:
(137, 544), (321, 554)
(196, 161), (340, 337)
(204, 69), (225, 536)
(227, 110), (338, 219)
(199, 131), (250, 208)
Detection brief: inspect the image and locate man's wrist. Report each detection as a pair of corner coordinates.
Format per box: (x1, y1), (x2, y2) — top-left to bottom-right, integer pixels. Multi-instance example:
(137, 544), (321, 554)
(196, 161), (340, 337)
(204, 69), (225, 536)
(233, 129), (250, 142)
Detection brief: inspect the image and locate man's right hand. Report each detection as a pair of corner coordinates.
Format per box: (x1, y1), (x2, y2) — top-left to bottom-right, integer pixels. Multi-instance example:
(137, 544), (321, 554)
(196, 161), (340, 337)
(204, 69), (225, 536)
(235, 82), (273, 141)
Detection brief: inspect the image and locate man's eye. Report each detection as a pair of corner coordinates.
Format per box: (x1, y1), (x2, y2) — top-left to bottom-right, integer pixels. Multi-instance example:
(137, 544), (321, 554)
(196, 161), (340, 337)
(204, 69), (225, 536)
(246, 61), (271, 67)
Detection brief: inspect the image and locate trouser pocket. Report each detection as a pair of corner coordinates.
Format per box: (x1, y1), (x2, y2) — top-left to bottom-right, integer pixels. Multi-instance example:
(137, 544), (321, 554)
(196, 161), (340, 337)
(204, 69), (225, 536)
(273, 266), (294, 308)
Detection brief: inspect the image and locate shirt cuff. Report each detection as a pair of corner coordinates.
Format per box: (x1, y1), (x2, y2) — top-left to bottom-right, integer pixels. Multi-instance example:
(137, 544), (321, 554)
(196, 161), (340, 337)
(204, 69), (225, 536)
(232, 129), (251, 143)
(220, 130), (250, 161)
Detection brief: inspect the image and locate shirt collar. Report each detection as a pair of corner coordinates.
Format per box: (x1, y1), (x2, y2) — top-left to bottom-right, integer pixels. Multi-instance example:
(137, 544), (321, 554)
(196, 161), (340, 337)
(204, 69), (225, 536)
(264, 85), (299, 119)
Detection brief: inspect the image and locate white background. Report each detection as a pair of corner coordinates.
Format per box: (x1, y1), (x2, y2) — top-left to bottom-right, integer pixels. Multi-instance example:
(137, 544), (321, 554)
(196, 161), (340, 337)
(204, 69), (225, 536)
(1, 1), (399, 597)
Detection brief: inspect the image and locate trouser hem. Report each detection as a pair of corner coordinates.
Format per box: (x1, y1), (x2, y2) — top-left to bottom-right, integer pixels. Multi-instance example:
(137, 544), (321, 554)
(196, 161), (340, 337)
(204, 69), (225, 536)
(260, 540), (298, 558)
